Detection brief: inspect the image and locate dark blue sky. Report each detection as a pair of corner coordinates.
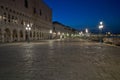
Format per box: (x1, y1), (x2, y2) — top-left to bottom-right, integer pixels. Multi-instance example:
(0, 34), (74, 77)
(44, 0), (120, 33)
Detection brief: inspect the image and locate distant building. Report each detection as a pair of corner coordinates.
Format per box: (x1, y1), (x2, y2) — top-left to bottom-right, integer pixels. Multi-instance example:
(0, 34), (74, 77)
(0, 0), (52, 42)
(52, 21), (77, 39)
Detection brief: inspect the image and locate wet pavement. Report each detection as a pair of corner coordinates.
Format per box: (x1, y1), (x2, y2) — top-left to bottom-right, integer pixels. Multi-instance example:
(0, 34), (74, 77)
(0, 39), (120, 80)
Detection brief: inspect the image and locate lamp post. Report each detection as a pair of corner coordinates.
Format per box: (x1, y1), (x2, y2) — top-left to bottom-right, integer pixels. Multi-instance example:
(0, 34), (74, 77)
(49, 30), (52, 39)
(85, 28), (88, 39)
(85, 28), (88, 33)
(26, 24), (31, 42)
(98, 21), (104, 43)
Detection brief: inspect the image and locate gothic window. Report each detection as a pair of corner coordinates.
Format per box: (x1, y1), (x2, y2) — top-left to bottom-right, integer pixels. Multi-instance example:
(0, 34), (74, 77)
(24, 0), (28, 8)
(33, 8), (36, 14)
(40, 9), (42, 16)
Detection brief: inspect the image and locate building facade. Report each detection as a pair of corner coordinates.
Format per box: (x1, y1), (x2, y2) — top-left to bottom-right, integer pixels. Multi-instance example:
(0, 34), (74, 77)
(0, 0), (52, 42)
(53, 21), (77, 39)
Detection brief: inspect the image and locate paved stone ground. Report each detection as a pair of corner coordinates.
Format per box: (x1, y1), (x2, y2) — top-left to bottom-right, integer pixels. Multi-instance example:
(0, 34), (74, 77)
(0, 39), (120, 80)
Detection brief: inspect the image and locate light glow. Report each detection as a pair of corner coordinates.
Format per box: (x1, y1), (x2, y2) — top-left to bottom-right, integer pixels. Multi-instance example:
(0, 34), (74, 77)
(49, 30), (52, 34)
(58, 32), (60, 35)
(85, 28), (88, 33)
(100, 21), (103, 25)
(99, 21), (104, 30)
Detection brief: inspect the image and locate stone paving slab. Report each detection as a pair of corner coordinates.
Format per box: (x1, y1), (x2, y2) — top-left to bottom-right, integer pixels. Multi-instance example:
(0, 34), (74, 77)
(0, 40), (120, 80)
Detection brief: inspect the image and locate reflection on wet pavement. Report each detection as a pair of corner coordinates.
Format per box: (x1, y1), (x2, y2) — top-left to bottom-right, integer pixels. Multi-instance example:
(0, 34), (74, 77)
(0, 40), (120, 80)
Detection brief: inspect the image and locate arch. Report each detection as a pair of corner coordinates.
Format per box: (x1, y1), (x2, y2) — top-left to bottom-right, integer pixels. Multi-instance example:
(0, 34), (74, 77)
(39, 32), (41, 39)
(4, 28), (11, 42)
(20, 30), (23, 38)
(37, 32), (39, 40)
(41, 32), (43, 39)
(19, 30), (23, 41)
(33, 31), (35, 38)
(30, 31), (32, 38)
(25, 30), (28, 41)
(13, 29), (18, 41)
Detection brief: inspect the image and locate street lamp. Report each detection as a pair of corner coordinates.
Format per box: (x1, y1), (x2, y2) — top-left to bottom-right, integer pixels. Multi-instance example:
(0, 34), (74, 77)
(49, 30), (52, 39)
(85, 28), (88, 33)
(26, 24), (31, 42)
(98, 21), (104, 43)
(85, 28), (89, 39)
(99, 22), (103, 30)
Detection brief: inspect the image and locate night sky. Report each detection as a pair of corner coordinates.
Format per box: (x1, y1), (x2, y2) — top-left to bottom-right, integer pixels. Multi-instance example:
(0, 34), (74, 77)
(44, 0), (120, 33)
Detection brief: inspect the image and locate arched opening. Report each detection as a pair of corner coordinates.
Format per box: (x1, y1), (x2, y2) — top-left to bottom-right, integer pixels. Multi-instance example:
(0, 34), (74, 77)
(41, 32), (43, 39)
(4, 28), (11, 42)
(33, 31), (35, 40)
(40, 32), (41, 39)
(13, 29), (18, 41)
(25, 30), (28, 41)
(37, 32), (39, 40)
(30, 31), (32, 38)
(20, 30), (23, 41)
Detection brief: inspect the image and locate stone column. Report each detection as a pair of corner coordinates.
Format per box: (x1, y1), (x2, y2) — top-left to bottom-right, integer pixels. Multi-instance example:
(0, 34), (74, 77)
(38, 32), (40, 40)
(45, 33), (47, 39)
(35, 31), (37, 40)
(31, 31), (33, 41)
(17, 30), (20, 41)
(23, 30), (26, 41)
(47, 33), (49, 39)
(1, 29), (4, 43)
(10, 30), (13, 42)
